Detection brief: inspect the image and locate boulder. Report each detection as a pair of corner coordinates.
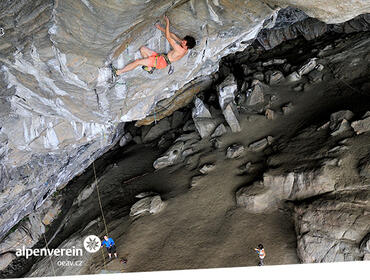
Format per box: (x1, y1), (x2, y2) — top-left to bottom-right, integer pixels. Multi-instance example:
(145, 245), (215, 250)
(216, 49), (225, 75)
(199, 164), (216, 174)
(283, 63), (292, 73)
(153, 141), (185, 169)
(211, 124), (228, 138)
(298, 58), (318, 76)
(185, 154), (200, 171)
(246, 80), (265, 106)
(315, 64), (324, 71)
(175, 132), (200, 143)
(249, 137), (269, 152)
(351, 116), (370, 135)
(286, 71), (301, 82)
(236, 169), (337, 213)
(130, 197), (152, 216)
(282, 102), (294, 114)
(308, 70), (323, 83)
(129, 195), (165, 217)
(293, 83), (304, 92)
(294, 190), (369, 262)
(329, 110), (355, 130)
(211, 138), (223, 149)
(142, 119), (171, 143)
(317, 121), (330, 131)
(266, 70), (285, 85)
(149, 196), (165, 214)
(217, 74), (238, 110)
(192, 98), (217, 138)
(119, 132), (133, 147)
(135, 192), (158, 199)
(223, 103), (241, 133)
(265, 109), (276, 120)
(252, 72), (264, 81)
(262, 58), (287, 66)
(216, 75), (241, 133)
(226, 144), (245, 159)
(330, 119), (352, 136)
(239, 162), (253, 173)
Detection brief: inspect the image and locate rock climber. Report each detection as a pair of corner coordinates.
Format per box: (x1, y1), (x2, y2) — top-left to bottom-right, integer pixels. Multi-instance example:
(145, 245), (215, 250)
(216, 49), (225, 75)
(254, 244), (266, 266)
(101, 235), (118, 259)
(112, 15), (196, 75)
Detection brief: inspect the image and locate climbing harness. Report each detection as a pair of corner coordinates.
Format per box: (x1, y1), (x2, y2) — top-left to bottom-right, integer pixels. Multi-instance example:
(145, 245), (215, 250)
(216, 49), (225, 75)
(0, 28), (4, 37)
(161, 53), (175, 75)
(142, 53), (174, 75)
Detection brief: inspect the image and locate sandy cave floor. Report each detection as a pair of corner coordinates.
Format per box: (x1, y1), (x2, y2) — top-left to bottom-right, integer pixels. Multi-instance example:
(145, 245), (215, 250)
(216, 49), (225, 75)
(82, 78), (370, 274)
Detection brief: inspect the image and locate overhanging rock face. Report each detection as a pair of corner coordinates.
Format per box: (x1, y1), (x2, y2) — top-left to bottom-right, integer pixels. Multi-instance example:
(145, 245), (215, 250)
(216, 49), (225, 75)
(0, 0), (275, 239)
(0, 0), (369, 240)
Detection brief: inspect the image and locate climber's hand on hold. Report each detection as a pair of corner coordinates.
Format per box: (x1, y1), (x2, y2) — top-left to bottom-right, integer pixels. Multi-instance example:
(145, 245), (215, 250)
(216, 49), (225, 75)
(164, 15), (169, 24)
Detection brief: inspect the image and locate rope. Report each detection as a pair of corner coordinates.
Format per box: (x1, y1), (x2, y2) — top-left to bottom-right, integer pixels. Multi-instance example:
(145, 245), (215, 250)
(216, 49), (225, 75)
(100, 240), (107, 271)
(42, 233), (56, 277)
(92, 161), (109, 237)
(92, 161), (109, 271)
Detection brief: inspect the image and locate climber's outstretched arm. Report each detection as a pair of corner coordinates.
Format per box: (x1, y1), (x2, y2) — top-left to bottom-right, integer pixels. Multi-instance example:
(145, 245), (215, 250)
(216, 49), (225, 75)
(155, 23), (182, 43)
(164, 15), (182, 51)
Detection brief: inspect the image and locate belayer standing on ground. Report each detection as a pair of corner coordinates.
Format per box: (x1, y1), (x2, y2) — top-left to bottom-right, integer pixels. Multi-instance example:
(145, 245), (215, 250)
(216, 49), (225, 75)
(254, 244), (266, 266)
(101, 235), (118, 259)
(113, 15), (196, 75)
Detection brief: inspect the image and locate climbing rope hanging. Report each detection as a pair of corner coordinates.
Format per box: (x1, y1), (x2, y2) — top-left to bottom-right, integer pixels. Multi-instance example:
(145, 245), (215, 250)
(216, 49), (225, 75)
(92, 161), (109, 237)
(42, 233), (56, 277)
(92, 160), (109, 271)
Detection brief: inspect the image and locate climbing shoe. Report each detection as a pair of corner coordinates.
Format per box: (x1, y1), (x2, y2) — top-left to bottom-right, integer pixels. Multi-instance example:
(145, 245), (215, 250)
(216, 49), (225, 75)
(168, 65), (174, 75)
(142, 66), (155, 74)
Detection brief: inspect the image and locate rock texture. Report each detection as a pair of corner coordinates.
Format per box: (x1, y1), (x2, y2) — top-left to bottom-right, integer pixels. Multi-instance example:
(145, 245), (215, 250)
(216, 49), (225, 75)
(1, 0), (370, 274)
(236, 169), (336, 213)
(130, 195), (165, 217)
(294, 189), (370, 262)
(0, 0), (275, 239)
(266, 0), (370, 24)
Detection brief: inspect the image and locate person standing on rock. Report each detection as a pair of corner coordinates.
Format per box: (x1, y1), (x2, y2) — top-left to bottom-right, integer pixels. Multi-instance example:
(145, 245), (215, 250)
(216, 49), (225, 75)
(254, 244), (266, 266)
(101, 235), (118, 259)
(112, 15), (196, 75)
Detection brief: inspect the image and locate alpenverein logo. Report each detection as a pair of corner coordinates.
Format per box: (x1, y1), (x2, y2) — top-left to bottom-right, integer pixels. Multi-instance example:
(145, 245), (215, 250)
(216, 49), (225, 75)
(83, 235), (101, 253)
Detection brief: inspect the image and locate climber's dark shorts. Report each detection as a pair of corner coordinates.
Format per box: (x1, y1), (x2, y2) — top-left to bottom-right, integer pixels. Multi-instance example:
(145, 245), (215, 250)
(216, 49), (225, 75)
(106, 245), (116, 254)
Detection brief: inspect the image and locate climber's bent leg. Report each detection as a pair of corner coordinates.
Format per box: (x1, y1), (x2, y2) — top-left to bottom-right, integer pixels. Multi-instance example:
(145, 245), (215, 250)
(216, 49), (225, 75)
(140, 46), (156, 71)
(116, 58), (150, 75)
(140, 46), (156, 58)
